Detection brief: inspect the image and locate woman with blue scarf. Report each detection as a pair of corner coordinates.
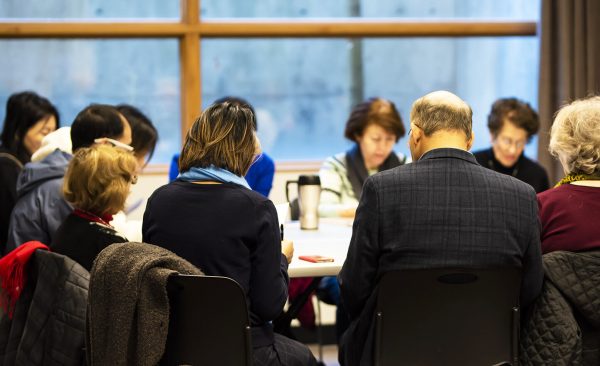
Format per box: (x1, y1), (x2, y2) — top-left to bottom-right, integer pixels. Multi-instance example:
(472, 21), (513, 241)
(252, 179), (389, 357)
(142, 101), (317, 366)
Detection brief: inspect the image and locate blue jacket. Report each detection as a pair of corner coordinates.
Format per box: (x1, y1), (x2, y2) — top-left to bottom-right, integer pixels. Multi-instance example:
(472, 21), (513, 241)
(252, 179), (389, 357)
(5, 150), (72, 252)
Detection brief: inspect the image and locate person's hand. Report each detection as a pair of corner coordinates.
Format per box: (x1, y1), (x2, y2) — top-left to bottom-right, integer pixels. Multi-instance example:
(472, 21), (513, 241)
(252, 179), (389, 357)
(338, 207), (356, 218)
(281, 240), (294, 264)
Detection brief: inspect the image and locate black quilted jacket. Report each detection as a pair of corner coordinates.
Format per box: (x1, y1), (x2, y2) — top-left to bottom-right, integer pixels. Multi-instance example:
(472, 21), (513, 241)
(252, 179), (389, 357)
(0, 250), (89, 366)
(520, 250), (600, 365)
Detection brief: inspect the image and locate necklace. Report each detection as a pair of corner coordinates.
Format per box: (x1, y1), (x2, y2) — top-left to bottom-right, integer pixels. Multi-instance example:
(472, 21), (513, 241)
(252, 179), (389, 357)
(554, 173), (600, 187)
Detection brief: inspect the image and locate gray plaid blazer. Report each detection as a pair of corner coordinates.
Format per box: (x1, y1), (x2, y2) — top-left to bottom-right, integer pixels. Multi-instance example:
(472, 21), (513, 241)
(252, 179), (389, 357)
(338, 148), (543, 366)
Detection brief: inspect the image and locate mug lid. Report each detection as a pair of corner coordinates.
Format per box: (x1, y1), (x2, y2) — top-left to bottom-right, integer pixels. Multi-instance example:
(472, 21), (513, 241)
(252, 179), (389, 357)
(298, 174), (321, 185)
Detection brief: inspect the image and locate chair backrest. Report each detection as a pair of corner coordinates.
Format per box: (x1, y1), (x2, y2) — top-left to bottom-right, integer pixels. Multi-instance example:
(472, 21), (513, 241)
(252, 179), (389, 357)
(160, 275), (253, 366)
(374, 268), (521, 366)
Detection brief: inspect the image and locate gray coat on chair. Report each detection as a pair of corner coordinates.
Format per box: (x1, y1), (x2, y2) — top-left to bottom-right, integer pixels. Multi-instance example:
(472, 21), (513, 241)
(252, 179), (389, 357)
(86, 242), (202, 366)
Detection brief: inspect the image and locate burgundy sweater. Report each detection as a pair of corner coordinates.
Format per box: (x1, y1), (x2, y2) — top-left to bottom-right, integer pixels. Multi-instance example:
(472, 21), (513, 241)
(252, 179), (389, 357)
(537, 184), (600, 254)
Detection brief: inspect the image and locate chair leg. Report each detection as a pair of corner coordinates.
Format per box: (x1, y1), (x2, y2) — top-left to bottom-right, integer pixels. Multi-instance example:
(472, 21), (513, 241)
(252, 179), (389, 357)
(316, 297), (324, 363)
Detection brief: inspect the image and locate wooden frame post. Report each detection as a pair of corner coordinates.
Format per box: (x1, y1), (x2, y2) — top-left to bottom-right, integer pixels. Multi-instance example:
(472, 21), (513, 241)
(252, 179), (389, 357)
(180, 0), (201, 142)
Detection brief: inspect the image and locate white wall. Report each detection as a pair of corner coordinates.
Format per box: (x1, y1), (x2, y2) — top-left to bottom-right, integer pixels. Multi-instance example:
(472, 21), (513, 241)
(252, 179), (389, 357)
(127, 171), (169, 220)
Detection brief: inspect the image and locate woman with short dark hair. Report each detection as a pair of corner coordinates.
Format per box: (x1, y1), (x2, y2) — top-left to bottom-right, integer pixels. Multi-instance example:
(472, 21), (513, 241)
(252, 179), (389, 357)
(143, 102), (317, 366)
(473, 97), (549, 193)
(0, 91), (59, 252)
(319, 97), (407, 218)
(116, 104), (158, 168)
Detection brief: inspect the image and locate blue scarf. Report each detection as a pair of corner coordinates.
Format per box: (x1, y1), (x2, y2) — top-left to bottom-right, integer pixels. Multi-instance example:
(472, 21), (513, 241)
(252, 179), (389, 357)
(177, 165), (251, 189)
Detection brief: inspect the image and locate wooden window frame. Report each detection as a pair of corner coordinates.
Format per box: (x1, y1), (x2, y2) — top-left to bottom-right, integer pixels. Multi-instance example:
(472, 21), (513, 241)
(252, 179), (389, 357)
(0, 0), (537, 169)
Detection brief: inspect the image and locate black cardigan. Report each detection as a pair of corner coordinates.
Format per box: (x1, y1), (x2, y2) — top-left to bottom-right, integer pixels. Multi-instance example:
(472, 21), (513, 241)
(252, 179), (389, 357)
(52, 213), (127, 271)
(142, 181), (289, 343)
(473, 147), (550, 193)
(0, 147), (24, 252)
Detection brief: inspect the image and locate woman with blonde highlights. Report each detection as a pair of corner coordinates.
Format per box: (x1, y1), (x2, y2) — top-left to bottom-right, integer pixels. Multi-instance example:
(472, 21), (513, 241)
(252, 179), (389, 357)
(52, 144), (137, 271)
(143, 102), (317, 366)
(537, 96), (600, 253)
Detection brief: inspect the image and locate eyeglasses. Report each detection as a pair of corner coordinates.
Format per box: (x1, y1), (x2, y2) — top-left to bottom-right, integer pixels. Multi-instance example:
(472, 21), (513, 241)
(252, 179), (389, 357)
(94, 138), (134, 152)
(496, 136), (526, 150)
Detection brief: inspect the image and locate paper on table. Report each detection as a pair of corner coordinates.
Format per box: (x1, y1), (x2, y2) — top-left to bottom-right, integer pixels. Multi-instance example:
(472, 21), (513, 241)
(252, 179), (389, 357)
(275, 203), (290, 225)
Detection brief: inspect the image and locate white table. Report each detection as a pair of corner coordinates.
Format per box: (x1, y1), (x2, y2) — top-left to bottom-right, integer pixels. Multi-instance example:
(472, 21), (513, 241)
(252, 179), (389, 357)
(286, 218), (353, 278)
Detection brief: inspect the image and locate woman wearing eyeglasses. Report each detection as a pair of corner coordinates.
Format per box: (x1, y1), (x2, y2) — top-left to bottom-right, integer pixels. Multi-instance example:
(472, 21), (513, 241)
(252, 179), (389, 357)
(473, 97), (549, 193)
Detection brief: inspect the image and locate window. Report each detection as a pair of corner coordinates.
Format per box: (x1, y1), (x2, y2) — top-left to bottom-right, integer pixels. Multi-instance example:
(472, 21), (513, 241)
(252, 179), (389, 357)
(0, 1), (179, 19)
(201, 0), (539, 20)
(0, 39), (180, 163)
(203, 36), (539, 160)
(0, 0), (540, 164)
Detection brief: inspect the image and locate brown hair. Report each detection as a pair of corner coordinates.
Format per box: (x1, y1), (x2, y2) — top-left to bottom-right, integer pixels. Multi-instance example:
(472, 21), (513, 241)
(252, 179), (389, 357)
(179, 102), (257, 176)
(63, 144), (137, 216)
(410, 94), (473, 139)
(344, 98), (406, 142)
(487, 98), (539, 140)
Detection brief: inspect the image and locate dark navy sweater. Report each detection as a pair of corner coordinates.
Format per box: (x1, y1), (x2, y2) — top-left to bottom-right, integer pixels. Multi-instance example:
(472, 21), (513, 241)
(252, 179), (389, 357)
(142, 181), (289, 345)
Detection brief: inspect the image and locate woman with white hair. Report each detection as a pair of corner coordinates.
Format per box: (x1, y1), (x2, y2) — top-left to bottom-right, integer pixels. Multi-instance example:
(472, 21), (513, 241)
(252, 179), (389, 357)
(537, 96), (600, 253)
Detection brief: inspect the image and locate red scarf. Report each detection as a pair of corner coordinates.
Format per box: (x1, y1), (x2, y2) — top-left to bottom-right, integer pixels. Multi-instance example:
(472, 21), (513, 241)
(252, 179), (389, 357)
(0, 241), (49, 318)
(73, 208), (114, 227)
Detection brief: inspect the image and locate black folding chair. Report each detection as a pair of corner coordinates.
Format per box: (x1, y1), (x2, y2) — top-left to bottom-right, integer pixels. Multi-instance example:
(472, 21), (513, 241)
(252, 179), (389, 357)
(374, 268), (521, 366)
(160, 275), (253, 366)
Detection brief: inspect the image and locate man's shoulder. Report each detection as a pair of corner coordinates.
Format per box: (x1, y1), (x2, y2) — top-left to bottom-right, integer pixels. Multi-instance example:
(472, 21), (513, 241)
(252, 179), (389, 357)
(472, 148), (491, 158)
(467, 161), (538, 199)
(371, 156), (535, 197)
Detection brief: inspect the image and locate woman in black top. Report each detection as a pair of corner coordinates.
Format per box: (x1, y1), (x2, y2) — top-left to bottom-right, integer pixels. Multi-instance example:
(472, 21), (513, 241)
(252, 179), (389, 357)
(143, 102), (316, 366)
(52, 144), (137, 271)
(473, 97), (549, 193)
(0, 91), (59, 253)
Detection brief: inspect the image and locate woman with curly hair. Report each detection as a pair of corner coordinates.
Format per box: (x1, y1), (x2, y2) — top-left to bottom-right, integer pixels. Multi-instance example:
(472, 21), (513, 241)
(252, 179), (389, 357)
(537, 96), (600, 253)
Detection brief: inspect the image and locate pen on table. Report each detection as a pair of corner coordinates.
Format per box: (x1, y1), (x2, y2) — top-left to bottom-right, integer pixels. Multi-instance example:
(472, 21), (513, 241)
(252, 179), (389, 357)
(280, 224), (284, 241)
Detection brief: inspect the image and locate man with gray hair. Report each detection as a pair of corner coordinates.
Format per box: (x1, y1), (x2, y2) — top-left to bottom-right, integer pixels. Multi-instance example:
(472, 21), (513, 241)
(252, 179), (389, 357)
(338, 91), (543, 366)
